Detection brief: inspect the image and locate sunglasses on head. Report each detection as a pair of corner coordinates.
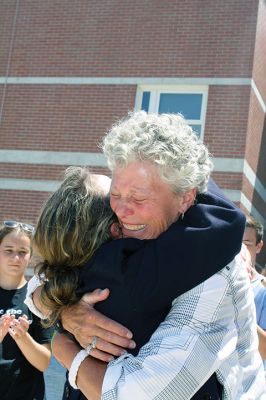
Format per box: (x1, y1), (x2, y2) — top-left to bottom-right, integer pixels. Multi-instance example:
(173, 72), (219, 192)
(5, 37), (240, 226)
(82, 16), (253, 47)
(4, 220), (34, 233)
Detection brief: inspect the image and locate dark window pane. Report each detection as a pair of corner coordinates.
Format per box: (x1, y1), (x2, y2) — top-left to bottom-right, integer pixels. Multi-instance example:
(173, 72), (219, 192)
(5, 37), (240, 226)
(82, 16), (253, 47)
(141, 91), (150, 112)
(159, 93), (202, 119)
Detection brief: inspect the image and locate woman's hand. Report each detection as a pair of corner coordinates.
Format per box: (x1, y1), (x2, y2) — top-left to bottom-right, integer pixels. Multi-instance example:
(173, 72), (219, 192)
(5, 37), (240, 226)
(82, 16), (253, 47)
(8, 314), (31, 341)
(61, 288), (136, 362)
(0, 314), (14, 342)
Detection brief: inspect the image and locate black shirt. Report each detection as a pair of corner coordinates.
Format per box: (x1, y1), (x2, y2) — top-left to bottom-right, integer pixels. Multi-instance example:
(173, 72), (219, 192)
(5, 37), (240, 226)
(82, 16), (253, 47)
(0, 283), (53, 400)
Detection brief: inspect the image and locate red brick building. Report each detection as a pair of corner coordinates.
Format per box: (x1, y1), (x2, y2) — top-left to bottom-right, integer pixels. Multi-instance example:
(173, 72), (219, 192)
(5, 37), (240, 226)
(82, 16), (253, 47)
(0, 0), (265, 265)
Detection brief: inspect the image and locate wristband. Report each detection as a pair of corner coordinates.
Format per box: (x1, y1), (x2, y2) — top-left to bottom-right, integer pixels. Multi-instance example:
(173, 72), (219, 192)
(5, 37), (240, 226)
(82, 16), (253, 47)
(68, 349), (88, 389)
(24, 275), (46, 319)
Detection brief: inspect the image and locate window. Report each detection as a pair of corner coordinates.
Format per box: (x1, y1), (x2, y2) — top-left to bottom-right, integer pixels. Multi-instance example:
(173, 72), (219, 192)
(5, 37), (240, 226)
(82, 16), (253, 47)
(135, 85), (208, 139)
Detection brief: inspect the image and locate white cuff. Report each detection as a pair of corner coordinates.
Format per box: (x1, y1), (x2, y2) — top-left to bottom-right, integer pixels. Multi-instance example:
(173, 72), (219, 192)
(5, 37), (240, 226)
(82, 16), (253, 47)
(24, 275), (46, 320)
(68, 349), (88, 389)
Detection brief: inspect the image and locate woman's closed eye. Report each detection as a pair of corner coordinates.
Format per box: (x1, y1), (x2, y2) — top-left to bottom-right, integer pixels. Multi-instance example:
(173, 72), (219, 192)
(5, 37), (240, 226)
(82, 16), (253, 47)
(110, 192), (146, 203)
(110, 192), (120, 198)
(132, 197), (146, 203)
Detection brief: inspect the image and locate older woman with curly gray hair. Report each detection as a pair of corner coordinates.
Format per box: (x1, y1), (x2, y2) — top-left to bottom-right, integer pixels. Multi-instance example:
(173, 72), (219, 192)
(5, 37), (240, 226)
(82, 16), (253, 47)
(104, 111), (212, 193)
(103, 111), (212, 240)
(47, 111), (264, 399)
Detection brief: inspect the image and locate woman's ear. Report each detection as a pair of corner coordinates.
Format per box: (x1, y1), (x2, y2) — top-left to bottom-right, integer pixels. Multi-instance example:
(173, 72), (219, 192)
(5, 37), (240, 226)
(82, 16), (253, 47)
(180, 188), (197, 214)
(256, 240), (264, 255)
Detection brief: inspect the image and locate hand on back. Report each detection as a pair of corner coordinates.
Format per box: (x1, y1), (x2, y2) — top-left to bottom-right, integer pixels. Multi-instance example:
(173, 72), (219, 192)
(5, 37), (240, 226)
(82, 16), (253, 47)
(61, 288), (136, 362)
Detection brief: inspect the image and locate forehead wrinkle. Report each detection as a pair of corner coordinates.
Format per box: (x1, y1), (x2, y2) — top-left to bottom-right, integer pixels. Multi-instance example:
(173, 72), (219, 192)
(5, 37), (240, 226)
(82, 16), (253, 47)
(111, 182), (150, 194)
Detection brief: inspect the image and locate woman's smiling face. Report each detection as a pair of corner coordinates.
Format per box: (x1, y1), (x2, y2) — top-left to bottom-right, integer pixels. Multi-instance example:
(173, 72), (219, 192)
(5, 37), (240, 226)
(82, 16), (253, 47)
(110, 161), (183, 240)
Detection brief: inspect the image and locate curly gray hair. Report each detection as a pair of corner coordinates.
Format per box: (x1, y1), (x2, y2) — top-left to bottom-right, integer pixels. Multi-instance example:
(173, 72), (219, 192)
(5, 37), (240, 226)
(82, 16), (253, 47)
(102, 111), (213, 194)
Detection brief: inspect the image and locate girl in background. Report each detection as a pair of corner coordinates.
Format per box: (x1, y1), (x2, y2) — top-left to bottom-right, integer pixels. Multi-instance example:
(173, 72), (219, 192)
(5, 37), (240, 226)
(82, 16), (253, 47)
(0, 221), (53, 400)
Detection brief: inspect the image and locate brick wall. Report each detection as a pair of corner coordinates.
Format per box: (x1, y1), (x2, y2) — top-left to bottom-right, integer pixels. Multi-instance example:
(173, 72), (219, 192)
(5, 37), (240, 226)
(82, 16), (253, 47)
(205, 86), (250, 157)
(252, 0), (266, 101)
(0, 85), (136, 151)
(0, 0), (258, 78)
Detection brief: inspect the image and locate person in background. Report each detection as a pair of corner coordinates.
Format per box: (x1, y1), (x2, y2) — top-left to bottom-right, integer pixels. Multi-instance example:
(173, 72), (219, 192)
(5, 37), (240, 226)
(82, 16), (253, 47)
(0, 221), (53, 400)
(50, 111), (265, 399)
(243, 215), (264, 276)
(243, 215), (266, 366)
(259, 266), (266, 278)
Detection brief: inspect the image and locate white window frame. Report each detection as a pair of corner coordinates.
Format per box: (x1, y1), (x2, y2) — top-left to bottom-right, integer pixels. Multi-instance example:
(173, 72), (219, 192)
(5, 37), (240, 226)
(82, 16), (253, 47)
(135, 85), (209, 140)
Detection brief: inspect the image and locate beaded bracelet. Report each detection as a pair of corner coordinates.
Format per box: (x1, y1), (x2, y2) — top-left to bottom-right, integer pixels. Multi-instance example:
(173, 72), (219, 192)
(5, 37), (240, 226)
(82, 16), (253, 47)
(68, 349), (88, 389)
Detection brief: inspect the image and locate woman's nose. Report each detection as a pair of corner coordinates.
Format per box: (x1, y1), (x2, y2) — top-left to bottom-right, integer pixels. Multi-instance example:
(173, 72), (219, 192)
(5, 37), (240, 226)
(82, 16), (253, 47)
(11, 252), (20, 260)
(113, 199), (134, 219)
